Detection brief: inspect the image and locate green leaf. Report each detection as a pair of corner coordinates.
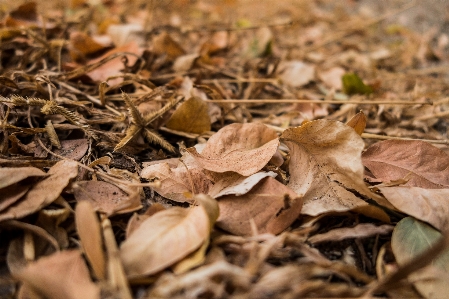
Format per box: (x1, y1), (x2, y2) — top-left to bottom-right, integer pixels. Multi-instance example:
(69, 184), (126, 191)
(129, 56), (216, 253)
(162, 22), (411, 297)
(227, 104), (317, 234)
(342, 73), (373, 95)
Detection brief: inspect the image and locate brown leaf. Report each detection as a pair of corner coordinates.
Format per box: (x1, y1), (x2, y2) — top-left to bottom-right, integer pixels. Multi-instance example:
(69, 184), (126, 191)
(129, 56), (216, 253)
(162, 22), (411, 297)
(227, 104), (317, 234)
(379, 186), (449, 231)
(281, 120), (388, 219)
(69, 32), (110, 62)
(75, 201), (106, 280)
(318, 66), (345, 90)
(0, 167), (46, 189)
(0, 160), (78, 222)
(346, 111), (366, 135)
(216, 177), (303, 236)
(308, 223), (393, 245)
(15, 250), (100, 299)
(73, 180), (141, 216)
(152, 32), (186, 60)
(120, 194), (219, 277)
(53, 139), (89, 161)
(362, 140), (449, 188)
(141, 154), (213, 203)
(5, 2), (40, 28)
(187, 123), (279, 176)
(166, 97), (211, 134)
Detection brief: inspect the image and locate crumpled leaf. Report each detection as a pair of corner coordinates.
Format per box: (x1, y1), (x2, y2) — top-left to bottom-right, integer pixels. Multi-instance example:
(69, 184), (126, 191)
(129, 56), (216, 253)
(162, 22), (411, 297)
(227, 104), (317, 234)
(392, 217), (449, 299)
(362, 140), (449, 188)
(73, 180), (142, 216)
(0, 160), (78, 222)
(120, 194), (219, 277)
(217, 177), (303, 236)
(281, 120), (388, 219)
(209, 171), (277, 198)
(166, 97), (211, 134)
(379, 186), (449, 231)
(187, 123), (279, 176)
(141, 154), (213, 203)
(15, 250), (100, 299)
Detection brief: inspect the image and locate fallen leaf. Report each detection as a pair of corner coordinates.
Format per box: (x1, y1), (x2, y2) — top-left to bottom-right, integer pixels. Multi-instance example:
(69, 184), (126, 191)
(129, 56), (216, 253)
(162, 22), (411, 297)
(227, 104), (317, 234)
(342, 73), (373, 95)
(346, 111), (367, 135)
(53, 138), (89, 161)
(281, 120), (388, 219)
(216, 177), (303, 236)
(378, 186), (449, 231)
(120, 194), (219, 277)
(208, 171), (277, 198)
(187, 123), (279, 176)
(0, 160), (78, 222)
(69, 32), (110, 62)
(318, 67), (345, 90)
(141, 154), (213, 203)
(152, 32), (186, 60)
(172, 239), (209, 275)
(362, 140), (449, 188)
(166, 97), (211, 134)
(5, 2), (40, 28)
(0, 167), (46, 189)
(75, 200), (106, 280)
(308, 223), (393, 245)
(73, 180), (141, 216)
(277, 60), (315, 87)
(392, 217), (449, 299)
(15, 250), (100, 299)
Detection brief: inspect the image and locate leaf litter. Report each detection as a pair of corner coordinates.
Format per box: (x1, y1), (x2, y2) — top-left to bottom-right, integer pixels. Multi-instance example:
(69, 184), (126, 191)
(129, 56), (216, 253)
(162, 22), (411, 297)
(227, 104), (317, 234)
(2, 1), (449, 298)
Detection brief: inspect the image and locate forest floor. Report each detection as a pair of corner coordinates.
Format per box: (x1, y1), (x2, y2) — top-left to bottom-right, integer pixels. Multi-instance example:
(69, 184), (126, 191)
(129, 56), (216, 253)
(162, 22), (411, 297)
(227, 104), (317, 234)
(1, 1), (449, 298)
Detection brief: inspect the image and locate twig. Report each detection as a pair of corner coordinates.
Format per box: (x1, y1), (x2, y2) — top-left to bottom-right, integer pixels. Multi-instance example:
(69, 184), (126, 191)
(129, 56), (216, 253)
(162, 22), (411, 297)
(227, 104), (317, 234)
(204, 99), (431, 105)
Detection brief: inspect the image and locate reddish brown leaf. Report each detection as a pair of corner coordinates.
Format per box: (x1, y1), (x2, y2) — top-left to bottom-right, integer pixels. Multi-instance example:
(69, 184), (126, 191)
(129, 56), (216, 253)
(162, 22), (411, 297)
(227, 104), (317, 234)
(217, 177), (303, 236)
(187, 123), (279, 176)
(362, 140), (449, 188)
(346, 111), (367, 135)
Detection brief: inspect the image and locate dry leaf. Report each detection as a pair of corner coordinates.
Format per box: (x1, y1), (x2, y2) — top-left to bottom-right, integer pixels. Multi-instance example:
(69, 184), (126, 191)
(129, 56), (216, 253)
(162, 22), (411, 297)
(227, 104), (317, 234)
(187, 123), (279, 176)
(53, 139), (89, 160)
(318, 67), (345, 90)
(73, 180), (141, 216)
(75, 200), (106, 280)
(281, 120), (388, 219)
(308, 223), (393, 245)
(15, 250), (100, 299)
(346, 111), (367, 135)
(217, 177), (303, 236)
(172, 239), (209, 275)
(208, 171), (277, 198)
(141, 154), (213, 203)
(277, 61), (315, 87)
(166, 97), (211, 134)
(120, 194), (219, 277)
(69, 32), (110, 61)
(362, 140), (449, 188)
(0, 167), (46, 189)
(152, 32), (186, 60)
(0, 160), (78, 222)
(379, 186), (449, 231)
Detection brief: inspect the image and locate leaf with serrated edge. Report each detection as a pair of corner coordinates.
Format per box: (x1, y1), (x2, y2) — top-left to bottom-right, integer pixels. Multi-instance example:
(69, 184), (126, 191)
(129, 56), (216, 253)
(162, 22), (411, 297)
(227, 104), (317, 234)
(120, 194), (218, 277)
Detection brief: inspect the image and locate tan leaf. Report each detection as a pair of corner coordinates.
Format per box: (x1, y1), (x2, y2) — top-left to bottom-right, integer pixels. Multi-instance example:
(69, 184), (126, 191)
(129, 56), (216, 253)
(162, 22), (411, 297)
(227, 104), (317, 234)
(362, 140), (449, 188)
(69, 31), (110, 61)
(208, 171), (277, 198)
(120, 194), (219, 277)
(379, 186), (449, 231)
(0, 160), (78, 222)
(277, 60), (315, 87)
(281, 120), (388, 218)
(166, 97), (211, 134)
(73, 181), (141, 216)
(152, 32), (186, 60)
(141, 154), (213, 203)
(75, 201), (106, 280)
(216, 177), (303, 236)
(346, 111), (366, 135)
(53, 139), (89, 161)
(15, 250), (100, 299)
(318, 66), (345, 90)
(187, 123), (279, 176)
(0, 167), (46, 189)
(308, 223), (393, 245)
(172, 239), (209, 275)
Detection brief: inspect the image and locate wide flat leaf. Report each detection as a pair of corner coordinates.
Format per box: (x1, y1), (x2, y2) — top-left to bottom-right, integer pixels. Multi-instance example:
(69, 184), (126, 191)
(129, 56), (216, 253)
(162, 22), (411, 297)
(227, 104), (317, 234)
(281, 119), (387, 218)
(166, 97), (211, 134)
(0, 167), (46, 189)
(187, 123), (279, 176)
(362, 140), (449, 188)
(0, 160), (78, 222)
(379, 186), (449, 231)
(15, 250), (99, 299)
(216, 177), (303, 236)
(392, 217), (449, 299)
(119, 194), (219, 277)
